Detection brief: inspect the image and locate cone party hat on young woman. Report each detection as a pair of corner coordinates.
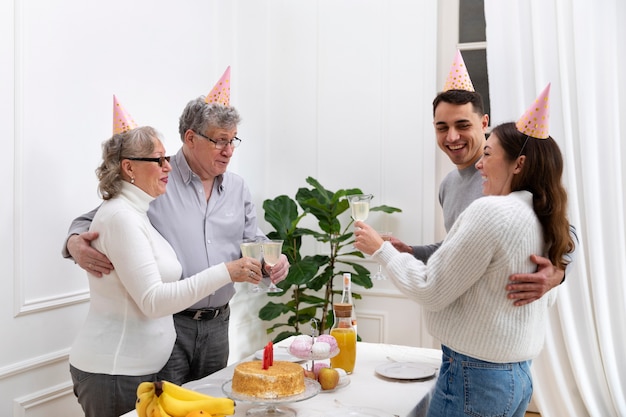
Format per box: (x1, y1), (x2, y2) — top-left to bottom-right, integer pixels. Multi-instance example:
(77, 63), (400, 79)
(516, 83), (551, 139)
(113, 95), (138, 134)
(443, 50), (475, 92)
(205, 66), (231, 106)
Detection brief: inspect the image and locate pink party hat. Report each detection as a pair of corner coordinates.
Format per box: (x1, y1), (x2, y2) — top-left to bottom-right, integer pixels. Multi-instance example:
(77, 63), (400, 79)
(112, 95), (138, 134)
(516, 83), (551, 139)
(205, 66), (231, 106)
(443, 50), (475, 92)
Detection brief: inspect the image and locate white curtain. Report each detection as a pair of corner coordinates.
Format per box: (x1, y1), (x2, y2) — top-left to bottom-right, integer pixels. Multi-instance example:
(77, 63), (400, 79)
(484, 1), (626, 416)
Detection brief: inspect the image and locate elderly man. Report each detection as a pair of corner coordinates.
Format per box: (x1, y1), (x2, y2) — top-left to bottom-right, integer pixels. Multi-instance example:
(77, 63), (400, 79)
(63, 69), (289, 384)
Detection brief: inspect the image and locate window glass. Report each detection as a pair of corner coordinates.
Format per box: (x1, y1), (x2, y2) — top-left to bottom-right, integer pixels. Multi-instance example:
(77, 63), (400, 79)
(462, 49), (490, 118)
(459, 0), (486, 43)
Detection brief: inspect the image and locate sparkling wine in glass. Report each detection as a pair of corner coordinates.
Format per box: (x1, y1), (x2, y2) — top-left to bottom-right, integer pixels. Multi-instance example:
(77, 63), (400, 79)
(372, 231), (392, 281)
(348, 194), (373, 222)
(241, 239), (264, 293)
(262, 240), (284, 293)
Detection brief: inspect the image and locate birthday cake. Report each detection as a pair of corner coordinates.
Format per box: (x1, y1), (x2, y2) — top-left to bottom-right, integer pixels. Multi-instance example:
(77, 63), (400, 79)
(231, 360), (305, 399)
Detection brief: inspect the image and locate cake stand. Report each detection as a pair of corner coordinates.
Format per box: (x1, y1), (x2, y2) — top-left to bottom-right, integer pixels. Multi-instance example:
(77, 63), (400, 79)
(288, 340), (340, 372)
(222, 378), (320, 417)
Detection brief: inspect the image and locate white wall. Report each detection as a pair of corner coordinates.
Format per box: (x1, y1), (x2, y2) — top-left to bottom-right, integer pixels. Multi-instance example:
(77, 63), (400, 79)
(0, 1), (438, 415)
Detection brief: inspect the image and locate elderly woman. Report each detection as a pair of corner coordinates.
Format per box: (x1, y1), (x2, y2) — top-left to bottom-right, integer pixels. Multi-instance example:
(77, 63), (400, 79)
(69, 126), (263, 417)
(355, 120), (575, 417)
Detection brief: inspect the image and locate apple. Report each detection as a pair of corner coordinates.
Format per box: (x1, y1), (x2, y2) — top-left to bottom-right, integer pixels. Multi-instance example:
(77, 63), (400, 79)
(303, 366), (316, 380)
(317, 367), (340, 390)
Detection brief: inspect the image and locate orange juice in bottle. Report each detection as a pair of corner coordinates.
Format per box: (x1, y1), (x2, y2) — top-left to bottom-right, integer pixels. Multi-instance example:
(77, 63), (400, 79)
(330, 303), (356, 373)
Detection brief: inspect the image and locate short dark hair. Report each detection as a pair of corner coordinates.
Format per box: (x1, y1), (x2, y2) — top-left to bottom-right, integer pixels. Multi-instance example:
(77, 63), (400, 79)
(432, 89), (485, 117)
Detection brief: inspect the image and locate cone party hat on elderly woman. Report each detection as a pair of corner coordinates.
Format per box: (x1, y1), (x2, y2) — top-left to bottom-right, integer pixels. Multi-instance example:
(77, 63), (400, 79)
(443, 50), (475, 92)
(516, 83), (551, 139)
(205, 66), (231, 106)
(113, 95), (138, 134)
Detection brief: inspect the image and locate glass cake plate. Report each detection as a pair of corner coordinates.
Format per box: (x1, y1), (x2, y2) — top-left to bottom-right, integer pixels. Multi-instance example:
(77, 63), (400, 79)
(222, 378), (320, 416)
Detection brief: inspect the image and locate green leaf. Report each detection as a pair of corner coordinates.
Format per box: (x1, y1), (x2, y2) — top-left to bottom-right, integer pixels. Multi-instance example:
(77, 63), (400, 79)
(370, 204), (403, 214)
(259, 302), (291, 321)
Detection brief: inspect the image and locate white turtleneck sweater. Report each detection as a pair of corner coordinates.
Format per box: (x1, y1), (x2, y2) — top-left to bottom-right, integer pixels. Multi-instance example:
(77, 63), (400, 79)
(69, 182), (232, 375)
(374, 191), (557, 363)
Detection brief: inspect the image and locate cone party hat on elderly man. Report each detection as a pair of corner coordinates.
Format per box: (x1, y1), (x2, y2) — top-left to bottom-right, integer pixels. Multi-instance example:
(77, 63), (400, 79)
(516, 83), (551, 139)
(443, 50), (475, 92)
(205, 66), (231, 106)
(113, 95), (138, 134)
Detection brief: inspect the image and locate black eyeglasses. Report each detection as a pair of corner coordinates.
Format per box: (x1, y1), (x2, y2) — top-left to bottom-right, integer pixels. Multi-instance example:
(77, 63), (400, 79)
(125, 156), (171, 167)
(194, 131), (242, 150)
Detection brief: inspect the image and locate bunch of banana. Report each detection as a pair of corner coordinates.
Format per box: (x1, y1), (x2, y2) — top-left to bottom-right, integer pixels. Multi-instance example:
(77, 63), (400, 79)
(135, 380), (235, 417)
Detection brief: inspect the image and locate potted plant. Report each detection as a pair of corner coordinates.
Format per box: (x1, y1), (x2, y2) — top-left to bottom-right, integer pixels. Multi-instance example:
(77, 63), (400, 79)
(259, 176), (401, 342)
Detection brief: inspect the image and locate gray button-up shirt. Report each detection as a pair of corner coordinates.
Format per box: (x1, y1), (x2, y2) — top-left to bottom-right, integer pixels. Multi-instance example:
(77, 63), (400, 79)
(149, 149), (266, 308)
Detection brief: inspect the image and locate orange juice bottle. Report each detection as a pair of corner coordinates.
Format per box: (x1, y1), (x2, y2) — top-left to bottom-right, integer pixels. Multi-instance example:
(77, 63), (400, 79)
(330, 303), (356, 373)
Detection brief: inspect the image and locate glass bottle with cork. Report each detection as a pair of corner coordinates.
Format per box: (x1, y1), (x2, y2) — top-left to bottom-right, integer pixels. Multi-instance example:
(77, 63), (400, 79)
(330, 302), (357, 373)
(339, 272), (357, 332)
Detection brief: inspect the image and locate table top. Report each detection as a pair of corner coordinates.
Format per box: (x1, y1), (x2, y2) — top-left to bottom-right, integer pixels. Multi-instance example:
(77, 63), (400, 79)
(121, 338), (441, 417)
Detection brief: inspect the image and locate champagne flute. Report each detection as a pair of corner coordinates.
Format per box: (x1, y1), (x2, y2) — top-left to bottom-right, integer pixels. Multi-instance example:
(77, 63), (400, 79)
(348, 194), (373, 222)
(372, 231), (392, 280)
(241, 239), (264, 293)
(262, 240), (284, 293)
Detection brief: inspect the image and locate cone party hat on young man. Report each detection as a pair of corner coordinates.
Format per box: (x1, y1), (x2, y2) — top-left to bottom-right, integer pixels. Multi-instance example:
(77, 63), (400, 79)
(516, 83), (551, 139)
(205, 66), (231, 106)
(443, 50), (475, 92)
(113, 95), (138, 134)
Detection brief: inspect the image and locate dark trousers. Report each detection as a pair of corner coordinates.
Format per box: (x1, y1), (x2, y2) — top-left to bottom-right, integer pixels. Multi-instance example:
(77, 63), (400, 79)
(157, 305), (230, 385)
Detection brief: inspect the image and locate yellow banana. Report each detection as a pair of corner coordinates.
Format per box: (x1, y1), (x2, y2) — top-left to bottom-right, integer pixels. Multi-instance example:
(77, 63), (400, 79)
(159, 391), (235, 417)
(156, 399), (172, 417)
(137, 381), (156, 397)
(135, 390), (155, 417)
(145, 396), (159, 417)
(159, 380), (217, 402)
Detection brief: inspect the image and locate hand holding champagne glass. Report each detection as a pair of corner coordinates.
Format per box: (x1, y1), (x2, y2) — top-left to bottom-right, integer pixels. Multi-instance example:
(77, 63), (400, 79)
(262, 240), (284, 293)
(240, 239), (263, 293)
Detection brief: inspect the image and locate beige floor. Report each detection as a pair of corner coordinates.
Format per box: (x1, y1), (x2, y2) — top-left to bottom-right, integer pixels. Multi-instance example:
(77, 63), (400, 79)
(525, 413), (540, 416)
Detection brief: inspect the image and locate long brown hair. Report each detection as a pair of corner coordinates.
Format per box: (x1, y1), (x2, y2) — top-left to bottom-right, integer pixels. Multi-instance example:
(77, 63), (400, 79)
(492, 122), (574, 269)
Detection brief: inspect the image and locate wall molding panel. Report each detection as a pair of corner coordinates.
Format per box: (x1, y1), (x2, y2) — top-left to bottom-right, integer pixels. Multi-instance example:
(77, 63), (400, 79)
(0, 349), (69, 380)
(13, 381), (76, 417)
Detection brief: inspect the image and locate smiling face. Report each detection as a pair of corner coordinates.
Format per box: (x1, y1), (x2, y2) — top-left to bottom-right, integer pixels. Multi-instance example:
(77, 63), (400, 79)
(183, 125), (238, 181)
(475, 132), (521, 196)
(125, 138), (171, 197)
(434, 101), (489, 169)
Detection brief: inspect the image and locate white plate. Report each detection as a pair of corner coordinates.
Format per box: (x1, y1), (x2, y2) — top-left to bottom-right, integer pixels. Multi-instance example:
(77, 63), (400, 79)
(325, 406), (397, 417)
(254, 347), (303, 362)
(374, 362), (437, 380)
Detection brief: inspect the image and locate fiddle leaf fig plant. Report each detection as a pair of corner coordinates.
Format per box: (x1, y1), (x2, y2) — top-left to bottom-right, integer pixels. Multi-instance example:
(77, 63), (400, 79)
(259, 176), (401, 342)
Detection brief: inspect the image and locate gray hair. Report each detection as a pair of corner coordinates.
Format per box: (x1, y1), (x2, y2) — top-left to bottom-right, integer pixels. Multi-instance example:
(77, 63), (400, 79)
(96, 126), (162, 200)
(178, 97), (241, 142)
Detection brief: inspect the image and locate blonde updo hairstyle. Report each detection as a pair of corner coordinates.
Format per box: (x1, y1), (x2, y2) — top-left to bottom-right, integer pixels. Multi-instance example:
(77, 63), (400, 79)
(96, 126), (162, 200)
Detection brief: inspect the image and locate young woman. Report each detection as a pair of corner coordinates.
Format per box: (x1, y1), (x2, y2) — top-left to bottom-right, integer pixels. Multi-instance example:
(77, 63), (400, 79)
(355, 119), (575, 417)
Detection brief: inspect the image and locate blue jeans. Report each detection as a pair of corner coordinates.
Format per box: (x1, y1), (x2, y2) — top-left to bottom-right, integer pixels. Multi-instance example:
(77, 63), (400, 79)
(426, 345), (533, 417)
(157, 305), (230, 385)
(70, 365), (157, 417)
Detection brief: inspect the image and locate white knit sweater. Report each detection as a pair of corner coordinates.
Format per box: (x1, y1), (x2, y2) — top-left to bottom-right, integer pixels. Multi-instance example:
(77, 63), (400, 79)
(70, 182), (232, 375)
(374, 191), (557, 363)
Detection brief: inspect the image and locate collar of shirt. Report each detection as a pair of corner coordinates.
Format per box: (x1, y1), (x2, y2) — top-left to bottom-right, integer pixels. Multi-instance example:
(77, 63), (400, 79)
(172, 148), (225, 193)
